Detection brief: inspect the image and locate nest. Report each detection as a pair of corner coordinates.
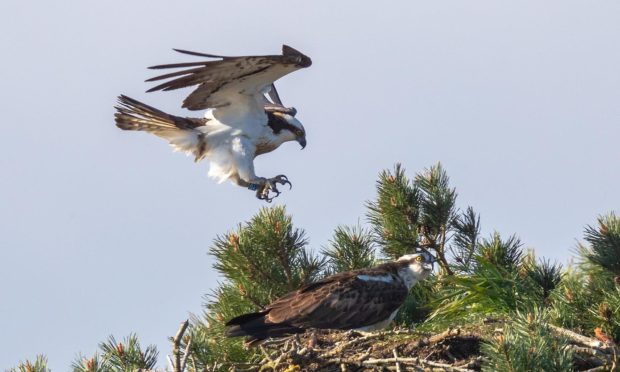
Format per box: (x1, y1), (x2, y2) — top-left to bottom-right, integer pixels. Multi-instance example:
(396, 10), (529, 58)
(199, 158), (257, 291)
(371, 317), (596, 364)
(242, 328), (483, 371)
(220, 323), (618, 371)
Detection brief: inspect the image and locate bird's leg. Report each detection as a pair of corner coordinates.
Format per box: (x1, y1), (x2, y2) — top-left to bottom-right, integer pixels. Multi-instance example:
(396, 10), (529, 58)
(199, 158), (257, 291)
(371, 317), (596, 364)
(231, 138), (291, 202)
(250, 175), (292, 202)
(232, 137), (292, 203)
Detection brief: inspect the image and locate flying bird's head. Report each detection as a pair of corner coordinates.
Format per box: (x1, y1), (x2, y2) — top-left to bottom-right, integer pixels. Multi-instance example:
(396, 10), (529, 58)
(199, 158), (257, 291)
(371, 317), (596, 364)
(266, 110), (307, 149)
(396, 252), (435, 289)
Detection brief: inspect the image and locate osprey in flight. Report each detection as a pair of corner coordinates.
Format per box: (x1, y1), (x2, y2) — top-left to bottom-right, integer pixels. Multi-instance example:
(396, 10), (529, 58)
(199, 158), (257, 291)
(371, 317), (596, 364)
(225, 253), (435, 343)
(114, 45), (311, 202)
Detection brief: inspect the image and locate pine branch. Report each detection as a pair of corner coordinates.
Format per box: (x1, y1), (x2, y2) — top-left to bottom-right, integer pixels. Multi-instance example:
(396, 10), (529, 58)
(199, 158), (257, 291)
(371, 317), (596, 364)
(322, 224), (376, 272)
(450, 206), (481, 273)
(580, 212), (620, 276)
(367, 163), (421, 259)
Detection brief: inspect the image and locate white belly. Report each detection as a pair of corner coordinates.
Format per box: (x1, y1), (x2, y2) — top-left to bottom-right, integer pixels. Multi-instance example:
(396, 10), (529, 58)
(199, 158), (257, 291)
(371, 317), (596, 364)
(354, 309), (399, 332)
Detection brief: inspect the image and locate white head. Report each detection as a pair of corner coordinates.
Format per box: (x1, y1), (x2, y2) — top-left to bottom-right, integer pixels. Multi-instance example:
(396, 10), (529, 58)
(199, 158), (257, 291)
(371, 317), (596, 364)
(395, 252), (435, 289)
(266, 111), (307, 149)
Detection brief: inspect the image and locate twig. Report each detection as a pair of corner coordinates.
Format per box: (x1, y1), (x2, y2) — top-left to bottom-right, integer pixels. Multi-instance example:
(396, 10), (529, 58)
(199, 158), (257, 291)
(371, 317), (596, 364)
(180, 336), (192, 372)
(259, 345), (275, 363)
(583, 367), (609, 372)
(167, 355), (174, 371)
(260, 335), (297, 347)
(393, 349), (402, 372)
(406, 328), (463, 350)
(171, 320), (190, 372)
(455, 356), (484, 369)
(320, 331), (383, 358)
(362, 356), (476, 371)
(549, 325), (609, 350)
(429, 328), (461, 344)
(571, 345), (611, 360)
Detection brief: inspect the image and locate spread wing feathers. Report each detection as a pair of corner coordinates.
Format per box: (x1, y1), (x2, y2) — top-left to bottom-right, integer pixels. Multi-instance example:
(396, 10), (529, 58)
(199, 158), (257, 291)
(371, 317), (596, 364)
(225, 270), (408, 342)
(145, 45), (312, 111)
(114, 95), (209, 161)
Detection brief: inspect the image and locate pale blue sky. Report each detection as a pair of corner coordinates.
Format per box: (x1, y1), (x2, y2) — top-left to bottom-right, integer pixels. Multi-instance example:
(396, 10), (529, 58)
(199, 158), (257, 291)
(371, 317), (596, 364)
(1, 0), (618, 369)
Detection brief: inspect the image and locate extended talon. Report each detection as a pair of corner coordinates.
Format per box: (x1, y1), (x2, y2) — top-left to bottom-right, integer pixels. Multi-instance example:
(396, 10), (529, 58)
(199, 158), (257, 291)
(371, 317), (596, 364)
(273, 174), (292, 190)
(252, 175), (292, 202)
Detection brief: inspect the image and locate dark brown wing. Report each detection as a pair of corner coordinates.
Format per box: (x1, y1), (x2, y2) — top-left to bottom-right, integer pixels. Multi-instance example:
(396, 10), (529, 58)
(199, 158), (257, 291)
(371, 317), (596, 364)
(265, 273), (408, 330)
(145, 45), (311, 111)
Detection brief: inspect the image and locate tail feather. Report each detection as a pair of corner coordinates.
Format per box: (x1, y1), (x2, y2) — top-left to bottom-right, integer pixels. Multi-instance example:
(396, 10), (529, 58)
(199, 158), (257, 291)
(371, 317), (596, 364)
(114, 95), (209, 161)
(225, 311), (304, 344)
(114, 95), (204, 132)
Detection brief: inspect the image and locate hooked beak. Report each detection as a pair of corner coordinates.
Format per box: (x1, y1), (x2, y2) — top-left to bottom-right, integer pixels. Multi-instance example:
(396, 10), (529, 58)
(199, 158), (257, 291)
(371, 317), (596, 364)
(297, 136), (306, 149)
(423, 262), (434, 271)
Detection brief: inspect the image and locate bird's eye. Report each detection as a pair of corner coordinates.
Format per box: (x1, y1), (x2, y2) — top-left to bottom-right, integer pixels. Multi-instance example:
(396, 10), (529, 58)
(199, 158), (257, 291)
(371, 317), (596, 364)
(415, 256), (423, 263)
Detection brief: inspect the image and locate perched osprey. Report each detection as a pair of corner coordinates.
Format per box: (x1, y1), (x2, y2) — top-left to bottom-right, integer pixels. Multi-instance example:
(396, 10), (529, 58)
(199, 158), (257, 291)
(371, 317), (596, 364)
(114, 45), (311, 202)
(225, 253), (435, 343)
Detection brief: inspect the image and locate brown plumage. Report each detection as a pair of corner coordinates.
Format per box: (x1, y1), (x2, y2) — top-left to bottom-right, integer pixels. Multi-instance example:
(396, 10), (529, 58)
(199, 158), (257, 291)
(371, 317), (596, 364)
(145, 45), (312, 110)
(114, 95), (207, 132)
(114, 95), (209, 161)
(225, 254), (435, 344)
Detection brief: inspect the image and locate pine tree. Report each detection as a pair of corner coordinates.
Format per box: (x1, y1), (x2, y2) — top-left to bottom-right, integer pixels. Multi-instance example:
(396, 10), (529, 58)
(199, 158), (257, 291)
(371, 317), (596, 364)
(184, 206), (325, 368)
(366, 163), (421, 259)
(321, 224), (376, 273)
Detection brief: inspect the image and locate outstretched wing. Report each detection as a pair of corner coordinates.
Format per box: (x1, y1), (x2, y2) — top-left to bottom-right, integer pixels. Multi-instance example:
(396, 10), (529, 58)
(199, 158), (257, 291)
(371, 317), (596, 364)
(265, 272), (408, 330)
(145, 45), (312, 111)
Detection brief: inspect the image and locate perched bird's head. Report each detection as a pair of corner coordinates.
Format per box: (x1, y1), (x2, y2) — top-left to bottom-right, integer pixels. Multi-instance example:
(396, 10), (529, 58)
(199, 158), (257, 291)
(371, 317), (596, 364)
(266, 111), (307, 149)
(395, 252), (435, 289)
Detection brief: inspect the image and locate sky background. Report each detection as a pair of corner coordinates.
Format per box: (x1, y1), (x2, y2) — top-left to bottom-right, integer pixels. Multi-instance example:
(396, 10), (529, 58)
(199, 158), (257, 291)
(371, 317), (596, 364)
(1, 0), (618, 369)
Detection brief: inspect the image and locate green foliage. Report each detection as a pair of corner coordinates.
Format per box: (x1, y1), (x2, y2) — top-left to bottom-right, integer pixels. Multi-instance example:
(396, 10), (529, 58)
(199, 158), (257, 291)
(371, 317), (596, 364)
(430, 233), (569, 324)
(71, 354), (102, 372)
(431, 258), (521, 322)
(450, 206), (481, 273)
(482, 309), (573, 372)
(549, 214), (620, 340)
(366, 163), (461, 276)
(526, 258), (563, 303)
(579, 212), (620, 276)
(549, 267), (600, 335)
(9, 164), (616, 371)
(430, 233), (531, 321)
(549, 261), (620, 342)
(413, 163), (457, 275)
(72, 334), (157, 372)
(589, 287), (620, 342)
(181, 310), (257, 370)
(414, 162), (457, 241)
(366, 163), (421, 259)
(322, 224), (376, 273)
(209, 206), (325, 307)
(8, 355), (50, 372)
(188, 206), (325, 368)
(476, 233), (523, 273)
